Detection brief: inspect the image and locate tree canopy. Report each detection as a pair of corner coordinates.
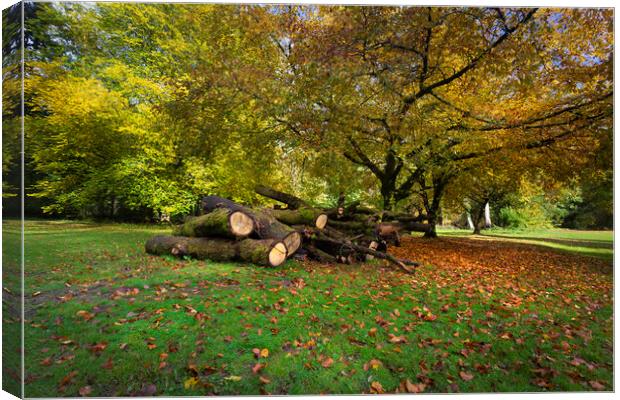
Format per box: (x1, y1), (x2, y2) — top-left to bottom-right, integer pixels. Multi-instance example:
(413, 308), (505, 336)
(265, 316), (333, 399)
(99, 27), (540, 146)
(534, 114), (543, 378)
(3, 3), (612, 229)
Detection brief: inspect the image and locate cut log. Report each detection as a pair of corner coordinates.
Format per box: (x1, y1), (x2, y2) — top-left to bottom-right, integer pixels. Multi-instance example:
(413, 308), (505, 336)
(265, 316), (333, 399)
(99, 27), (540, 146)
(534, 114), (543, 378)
(255, 185), (308, 209)
(201, 196), (302, 255)
(173, 208), (254, 238)
(314, 233), (418, 274)
(305, 245), (338, 264)
(269, 208), (328, 229)
(145, 236), (287, 267)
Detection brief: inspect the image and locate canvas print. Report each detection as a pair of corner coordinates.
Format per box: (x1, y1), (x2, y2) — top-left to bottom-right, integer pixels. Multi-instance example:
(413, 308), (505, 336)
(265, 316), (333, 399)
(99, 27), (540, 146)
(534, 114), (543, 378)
(2, 1), (613, 397)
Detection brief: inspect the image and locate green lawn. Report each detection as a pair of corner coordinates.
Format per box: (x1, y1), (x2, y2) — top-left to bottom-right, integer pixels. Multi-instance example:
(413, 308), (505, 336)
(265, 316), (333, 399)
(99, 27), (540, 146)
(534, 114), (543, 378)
(2, 220), (613, 396)
(436, 227), (613, 260)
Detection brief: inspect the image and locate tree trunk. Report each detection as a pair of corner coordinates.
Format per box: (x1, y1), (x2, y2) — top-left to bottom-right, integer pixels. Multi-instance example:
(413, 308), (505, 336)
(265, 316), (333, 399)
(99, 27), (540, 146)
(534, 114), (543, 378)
(484, 201), (492, 228)
(173, 208), (254, 238)
(466, 213), (474, 230)
(268, 208), (328, 229)
(424, 216), (438, 238)
(201, 196), (302, 255)
(145, 236), (288, 267)
(472, 200), (486, 234)
(254, 185), (308, 209)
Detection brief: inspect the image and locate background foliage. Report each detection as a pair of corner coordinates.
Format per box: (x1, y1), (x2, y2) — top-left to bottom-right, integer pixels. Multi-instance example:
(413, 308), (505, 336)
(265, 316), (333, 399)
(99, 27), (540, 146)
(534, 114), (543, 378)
(2, 3), (612, 229)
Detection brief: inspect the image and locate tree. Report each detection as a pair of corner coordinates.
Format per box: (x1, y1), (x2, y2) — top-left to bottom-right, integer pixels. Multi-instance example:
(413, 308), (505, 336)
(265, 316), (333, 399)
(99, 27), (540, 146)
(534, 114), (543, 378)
(259, 6), (612, 236)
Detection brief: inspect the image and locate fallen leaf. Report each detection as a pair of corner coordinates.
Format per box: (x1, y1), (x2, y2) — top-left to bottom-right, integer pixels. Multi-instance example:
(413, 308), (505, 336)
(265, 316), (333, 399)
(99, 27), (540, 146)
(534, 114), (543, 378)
(252, 363), (265, 374)
(370, 381), (384, 394)
(388, 334), (407, 344)
(79, 386), (92, 396)
(404, 379), (426, 393)
(224, 375), (242, 381)
(260, 348), (269, 358)
(101, 358), (113, 369)
(589, 380), (605, 390)
(259, 376), (271, 384)
(459, 371), (474, 381)
(363, 359), (383, 371)
(321, 357), (334, 368)
(184, 377), (199, 389)
(89, 342), (107, 354)
(59, 370), (78, 388)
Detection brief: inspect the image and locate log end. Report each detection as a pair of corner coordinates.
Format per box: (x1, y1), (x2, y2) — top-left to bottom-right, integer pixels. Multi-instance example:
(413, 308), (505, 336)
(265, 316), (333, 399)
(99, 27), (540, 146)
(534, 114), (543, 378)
(229, 211), (254, 237)
(283, 231), (302, 256)
(315, 213), (328, 229)
(268, 242), (288, 267)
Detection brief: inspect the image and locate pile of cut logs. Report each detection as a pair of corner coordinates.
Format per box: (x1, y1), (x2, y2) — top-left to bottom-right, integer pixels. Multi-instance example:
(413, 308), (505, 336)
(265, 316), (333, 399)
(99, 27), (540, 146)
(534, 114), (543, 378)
(145, 186), (426, 273)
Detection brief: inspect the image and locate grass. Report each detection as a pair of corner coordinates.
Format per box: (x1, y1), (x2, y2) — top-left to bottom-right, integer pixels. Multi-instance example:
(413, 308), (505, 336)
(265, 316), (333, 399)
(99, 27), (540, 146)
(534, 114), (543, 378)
(436, 227), (613, 260)
(2, 220), (613, 396)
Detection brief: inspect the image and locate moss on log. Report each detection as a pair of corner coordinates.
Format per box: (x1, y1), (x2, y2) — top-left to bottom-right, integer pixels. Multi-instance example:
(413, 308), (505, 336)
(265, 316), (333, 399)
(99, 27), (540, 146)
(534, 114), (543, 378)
(269, 208), (328, 229)
(254, 185), (308, 209)
(145, 235), (287, 267)
(201, 196), (302, 255)
(173, 208), (254, 238)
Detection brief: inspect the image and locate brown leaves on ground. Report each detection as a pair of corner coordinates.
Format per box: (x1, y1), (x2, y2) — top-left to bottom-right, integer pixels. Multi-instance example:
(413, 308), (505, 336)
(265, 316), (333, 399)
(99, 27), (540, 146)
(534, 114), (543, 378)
(369, 381), (384, 394)
(78, 386), (92, 396)
(321, 357), (334, 368)
(459, 371), (474, 381)
(401, 379), (426, 393)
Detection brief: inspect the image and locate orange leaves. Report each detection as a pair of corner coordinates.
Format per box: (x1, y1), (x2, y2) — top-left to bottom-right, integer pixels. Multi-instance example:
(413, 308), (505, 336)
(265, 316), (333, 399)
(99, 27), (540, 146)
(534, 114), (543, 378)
(58, 370), (78, 391)
(76, 310), (95, 321)
(78, 386), (92, 396)
(321, 357), (334, 368)
(369, 381), (384, 394)
(101, 357), (114, 369)
(387, 334), (407, 344)
(459, 371), (474, 381)
(252, 348), (269, 359)
(363, 359), (382, 371)
(402, 379), (426, 393)
(40, 357), (53, 366)
(88, 342), (107, 354)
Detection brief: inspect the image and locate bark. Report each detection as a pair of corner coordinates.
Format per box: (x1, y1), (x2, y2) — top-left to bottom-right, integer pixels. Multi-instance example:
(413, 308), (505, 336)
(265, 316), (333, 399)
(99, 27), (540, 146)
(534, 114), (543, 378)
(315, 233), (418, 274)
(255, 185), (308, 209)
(472, 199), (488, 235)
(337, 192), (346, 210)
(466, 213), (474, 230)
(326, 219), (375, 235)
(305, 244), (338, 264)
(484, 202), (492, 228)
(173, 208), (254, 238)
(379, 221), (432, 234)
(268, 208), (328, 229)
(145, 236), (287, 267)
(201, 196), (301, 255)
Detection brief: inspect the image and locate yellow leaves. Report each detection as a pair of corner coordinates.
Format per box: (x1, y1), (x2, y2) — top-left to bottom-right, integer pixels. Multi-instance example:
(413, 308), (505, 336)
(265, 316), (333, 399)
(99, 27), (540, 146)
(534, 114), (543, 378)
(224, 375), (242, 382)
(184, 377), (199, 389)
(363, 359), (383, 371)
(253, 348), (269, 358)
